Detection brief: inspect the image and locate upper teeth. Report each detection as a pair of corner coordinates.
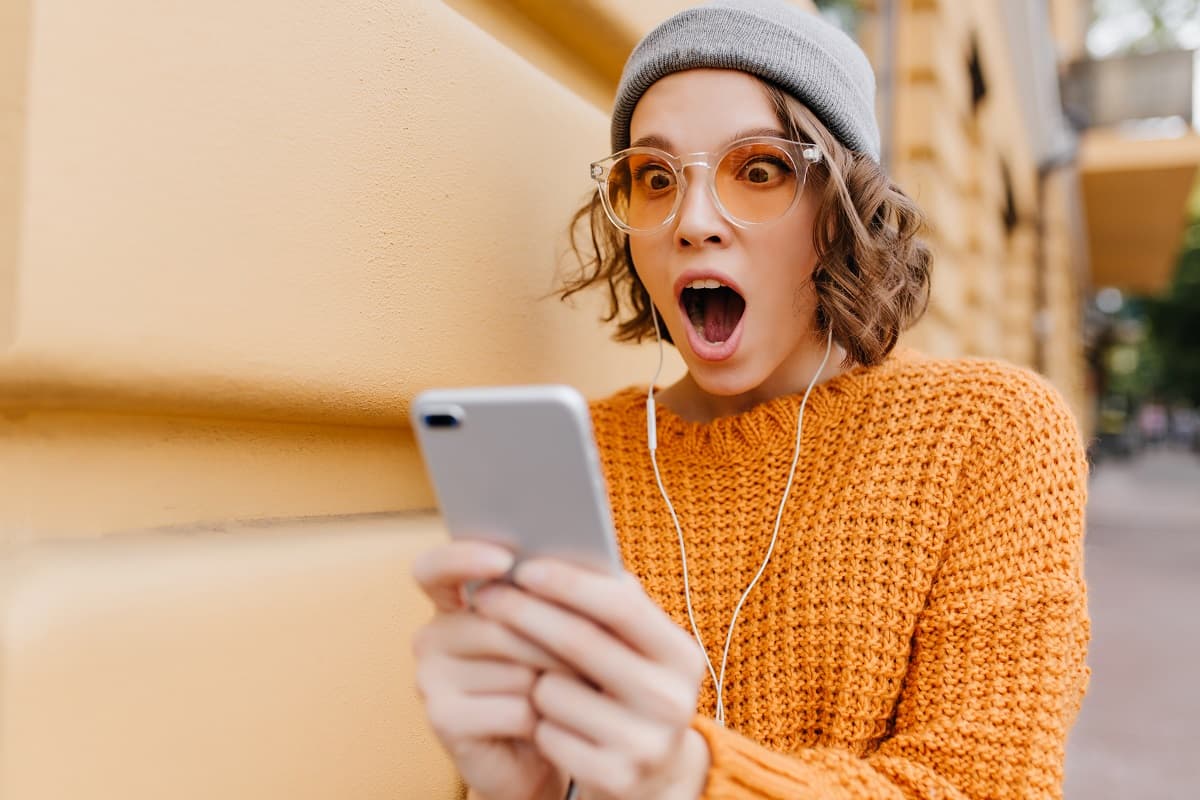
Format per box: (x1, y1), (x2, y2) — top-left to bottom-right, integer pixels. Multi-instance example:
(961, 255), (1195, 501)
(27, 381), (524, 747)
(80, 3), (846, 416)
(687, 279), (725, 290)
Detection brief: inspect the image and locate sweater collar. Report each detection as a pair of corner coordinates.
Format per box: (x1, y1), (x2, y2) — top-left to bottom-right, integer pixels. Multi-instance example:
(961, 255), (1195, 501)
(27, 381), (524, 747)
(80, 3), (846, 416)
(630, 348), (913, 456)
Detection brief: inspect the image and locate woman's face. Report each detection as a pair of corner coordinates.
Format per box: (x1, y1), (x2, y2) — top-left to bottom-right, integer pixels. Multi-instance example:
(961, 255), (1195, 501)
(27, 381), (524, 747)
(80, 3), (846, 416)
(627, 69), (824, 398)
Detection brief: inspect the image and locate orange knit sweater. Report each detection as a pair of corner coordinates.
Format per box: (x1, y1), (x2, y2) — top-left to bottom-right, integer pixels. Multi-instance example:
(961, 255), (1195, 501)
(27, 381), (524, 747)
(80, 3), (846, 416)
(588, 350), (1090, 800)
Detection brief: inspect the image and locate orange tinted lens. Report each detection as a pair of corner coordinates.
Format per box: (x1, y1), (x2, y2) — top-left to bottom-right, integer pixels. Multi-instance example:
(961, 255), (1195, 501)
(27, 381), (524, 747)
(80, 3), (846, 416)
(607, 153), (677, 229)
(715, 143), (799, 223)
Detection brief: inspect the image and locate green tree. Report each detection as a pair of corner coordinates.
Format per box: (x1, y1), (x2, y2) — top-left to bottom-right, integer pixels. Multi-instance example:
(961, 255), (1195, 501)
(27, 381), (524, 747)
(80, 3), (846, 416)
(1089, 0), (1200, 55)
(1143, 217), (1200, 404)
(813, 0), (859, 32)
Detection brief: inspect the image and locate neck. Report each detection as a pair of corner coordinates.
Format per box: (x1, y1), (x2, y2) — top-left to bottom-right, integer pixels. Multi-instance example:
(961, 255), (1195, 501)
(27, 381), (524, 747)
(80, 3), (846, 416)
(658, 335), (848, 423)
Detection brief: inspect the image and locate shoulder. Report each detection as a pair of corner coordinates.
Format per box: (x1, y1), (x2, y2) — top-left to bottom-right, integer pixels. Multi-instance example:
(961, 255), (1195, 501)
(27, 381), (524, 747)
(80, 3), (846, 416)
(587, 385), (647, 437)
(883, 350), (1089, 482)
(882, 349), (1082, 444)
(586, 386), (652, 474)
(588, 385), (646, 416)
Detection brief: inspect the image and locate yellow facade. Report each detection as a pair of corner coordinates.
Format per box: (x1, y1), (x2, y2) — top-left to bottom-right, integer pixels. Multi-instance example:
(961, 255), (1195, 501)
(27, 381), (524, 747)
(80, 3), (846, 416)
(0, 0), (1136, 796)
(884, 0), (1089, 419)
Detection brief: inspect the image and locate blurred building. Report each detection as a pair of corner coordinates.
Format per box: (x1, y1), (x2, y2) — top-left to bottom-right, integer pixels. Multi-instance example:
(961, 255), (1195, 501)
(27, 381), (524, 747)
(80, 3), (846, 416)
(852, 0), (1199, 429)
(865, 0), (1090, 411)
(1, 1), (1197, 798)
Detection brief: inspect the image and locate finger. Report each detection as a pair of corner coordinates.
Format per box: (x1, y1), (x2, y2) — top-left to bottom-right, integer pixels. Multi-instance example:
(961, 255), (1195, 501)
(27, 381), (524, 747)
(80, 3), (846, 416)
(532, 672), (674, 764)
(473, 584), (696, 725)
(411, 541), (515, 611)
(418, 656), (540, 697)
(513, 559), (703, 676)
(535, 717), (636, 799)
(424, 692), (538, 742)
(413, 612), (574, 674)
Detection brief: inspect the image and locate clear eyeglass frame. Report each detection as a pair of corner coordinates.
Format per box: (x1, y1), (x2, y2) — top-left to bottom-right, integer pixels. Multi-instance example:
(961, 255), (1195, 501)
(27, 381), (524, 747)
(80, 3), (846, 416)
(588, 135), (823, 235)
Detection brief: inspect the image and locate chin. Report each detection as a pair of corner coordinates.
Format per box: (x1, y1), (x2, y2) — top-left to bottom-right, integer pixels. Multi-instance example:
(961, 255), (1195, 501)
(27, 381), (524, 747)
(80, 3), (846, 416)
(684, 358), (769, 399)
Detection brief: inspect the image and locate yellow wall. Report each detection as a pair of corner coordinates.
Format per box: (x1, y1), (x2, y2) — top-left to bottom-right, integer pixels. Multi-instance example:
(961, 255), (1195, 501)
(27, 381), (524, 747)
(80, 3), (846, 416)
(444, 0), (705, 109)
(1, 0), (30, 348)
(1, 0), (690, 539)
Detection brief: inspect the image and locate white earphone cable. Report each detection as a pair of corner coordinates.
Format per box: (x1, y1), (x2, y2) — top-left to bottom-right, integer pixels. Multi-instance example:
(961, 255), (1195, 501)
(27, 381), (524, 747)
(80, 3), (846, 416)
(648, 312), (834, 724)
(647, 312), (724, 715)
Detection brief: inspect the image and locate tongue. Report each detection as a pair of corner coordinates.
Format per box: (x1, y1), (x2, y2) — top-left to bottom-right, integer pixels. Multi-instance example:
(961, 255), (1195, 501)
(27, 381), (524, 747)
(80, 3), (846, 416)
(702, 289), (745, 343)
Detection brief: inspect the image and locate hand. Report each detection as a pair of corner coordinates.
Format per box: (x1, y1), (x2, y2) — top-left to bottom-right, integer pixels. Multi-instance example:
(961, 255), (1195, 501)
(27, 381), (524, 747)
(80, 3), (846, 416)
(411, 541), (571, 800)
(471, 560), (711, 800)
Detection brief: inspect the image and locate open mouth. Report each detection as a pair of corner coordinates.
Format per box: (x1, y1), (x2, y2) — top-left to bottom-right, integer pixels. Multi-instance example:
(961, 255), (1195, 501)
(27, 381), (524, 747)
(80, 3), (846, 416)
(681, 279), (746, 345)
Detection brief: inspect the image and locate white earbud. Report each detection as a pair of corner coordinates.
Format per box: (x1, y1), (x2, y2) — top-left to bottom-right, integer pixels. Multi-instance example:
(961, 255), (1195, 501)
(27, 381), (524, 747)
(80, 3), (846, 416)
(647, 311), (663, 452)
(647, 315), (834, 725)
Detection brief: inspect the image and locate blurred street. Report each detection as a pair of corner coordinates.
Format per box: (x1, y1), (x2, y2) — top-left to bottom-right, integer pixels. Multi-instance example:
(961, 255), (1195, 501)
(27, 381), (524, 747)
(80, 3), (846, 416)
(1065, 448), (1200, 799)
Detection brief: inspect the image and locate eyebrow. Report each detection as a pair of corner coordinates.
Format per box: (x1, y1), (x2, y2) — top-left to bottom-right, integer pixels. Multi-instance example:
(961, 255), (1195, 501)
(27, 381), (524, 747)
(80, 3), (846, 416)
(629, 126), (788, 152)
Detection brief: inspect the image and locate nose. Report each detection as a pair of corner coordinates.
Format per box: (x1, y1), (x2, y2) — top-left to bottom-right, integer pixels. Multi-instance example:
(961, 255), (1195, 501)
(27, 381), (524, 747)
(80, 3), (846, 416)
(673, 165), (731, 249)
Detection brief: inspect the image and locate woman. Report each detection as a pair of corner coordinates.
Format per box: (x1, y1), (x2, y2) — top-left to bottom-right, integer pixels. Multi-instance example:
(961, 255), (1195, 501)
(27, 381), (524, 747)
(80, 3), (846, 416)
(412, 2), (1090, 798)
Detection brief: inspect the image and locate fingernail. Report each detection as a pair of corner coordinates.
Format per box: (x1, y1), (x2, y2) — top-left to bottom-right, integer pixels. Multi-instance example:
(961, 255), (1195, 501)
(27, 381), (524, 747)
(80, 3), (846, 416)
(477, 545), (515, 573)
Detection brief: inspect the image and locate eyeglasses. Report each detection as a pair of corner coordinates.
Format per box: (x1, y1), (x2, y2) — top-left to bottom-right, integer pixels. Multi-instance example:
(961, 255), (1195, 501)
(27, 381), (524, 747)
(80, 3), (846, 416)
(589, 136), (822, 234)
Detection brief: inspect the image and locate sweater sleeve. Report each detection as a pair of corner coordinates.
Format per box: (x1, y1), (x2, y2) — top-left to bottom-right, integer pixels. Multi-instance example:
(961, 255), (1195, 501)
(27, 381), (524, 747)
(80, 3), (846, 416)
(689, 377), (1091, 800)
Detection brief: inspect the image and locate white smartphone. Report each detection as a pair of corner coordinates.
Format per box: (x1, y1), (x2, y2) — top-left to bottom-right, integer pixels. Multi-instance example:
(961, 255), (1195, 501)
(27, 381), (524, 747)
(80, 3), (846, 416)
(412, 385), (623, 574)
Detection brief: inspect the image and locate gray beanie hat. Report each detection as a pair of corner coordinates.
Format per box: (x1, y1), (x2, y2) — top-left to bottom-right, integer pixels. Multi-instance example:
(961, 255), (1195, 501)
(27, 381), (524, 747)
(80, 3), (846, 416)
(611, 0), (880, 162)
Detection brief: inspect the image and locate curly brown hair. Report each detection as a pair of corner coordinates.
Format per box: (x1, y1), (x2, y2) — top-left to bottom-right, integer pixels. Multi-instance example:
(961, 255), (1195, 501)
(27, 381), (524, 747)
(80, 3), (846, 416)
(558, 80), (932, 368)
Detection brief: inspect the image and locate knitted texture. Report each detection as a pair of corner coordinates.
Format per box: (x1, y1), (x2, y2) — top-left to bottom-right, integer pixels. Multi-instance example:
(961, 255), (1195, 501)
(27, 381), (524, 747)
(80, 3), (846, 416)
(611, 0), (881, 160)
(589, 350), (1090, 799)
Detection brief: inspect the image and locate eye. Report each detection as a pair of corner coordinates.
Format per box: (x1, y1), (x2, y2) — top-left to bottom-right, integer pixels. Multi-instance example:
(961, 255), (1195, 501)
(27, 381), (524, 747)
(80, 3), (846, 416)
(633, 163), (676, 194)
(738, 155), (792, 185)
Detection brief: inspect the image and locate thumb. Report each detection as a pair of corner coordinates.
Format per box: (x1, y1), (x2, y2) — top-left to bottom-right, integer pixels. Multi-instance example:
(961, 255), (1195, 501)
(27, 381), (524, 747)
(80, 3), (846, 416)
(411, 539), (515, 612)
